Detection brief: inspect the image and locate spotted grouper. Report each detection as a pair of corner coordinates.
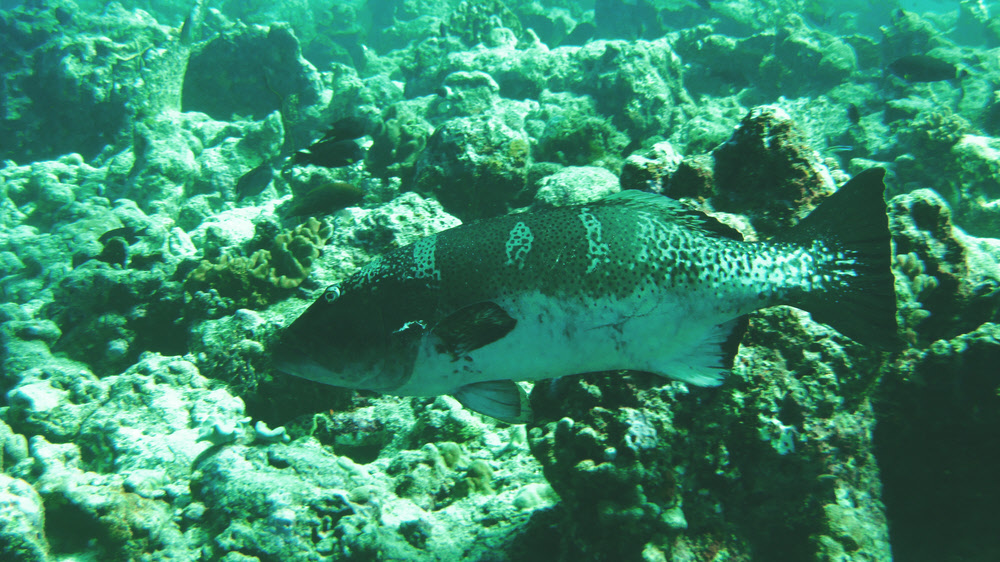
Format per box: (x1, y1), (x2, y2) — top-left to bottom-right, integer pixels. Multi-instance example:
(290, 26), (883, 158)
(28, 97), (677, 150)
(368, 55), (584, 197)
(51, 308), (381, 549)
(273, 168), (897, 423)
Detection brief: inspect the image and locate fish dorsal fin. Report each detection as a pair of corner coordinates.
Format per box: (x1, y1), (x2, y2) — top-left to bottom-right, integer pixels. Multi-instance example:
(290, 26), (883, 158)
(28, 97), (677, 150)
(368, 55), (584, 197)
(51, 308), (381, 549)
(453, 380), (532, 424)
(594, 190), (744, 241)
(432, 301), (517, 359)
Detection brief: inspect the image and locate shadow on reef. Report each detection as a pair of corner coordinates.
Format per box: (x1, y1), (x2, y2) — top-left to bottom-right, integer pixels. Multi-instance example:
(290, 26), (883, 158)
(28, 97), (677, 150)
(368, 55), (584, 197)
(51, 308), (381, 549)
(874, 323), (1000, 562)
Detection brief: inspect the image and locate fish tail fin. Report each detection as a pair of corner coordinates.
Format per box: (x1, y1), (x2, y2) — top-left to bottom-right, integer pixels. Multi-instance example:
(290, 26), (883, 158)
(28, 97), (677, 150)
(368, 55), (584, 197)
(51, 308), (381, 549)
(780, 168), (899, 349)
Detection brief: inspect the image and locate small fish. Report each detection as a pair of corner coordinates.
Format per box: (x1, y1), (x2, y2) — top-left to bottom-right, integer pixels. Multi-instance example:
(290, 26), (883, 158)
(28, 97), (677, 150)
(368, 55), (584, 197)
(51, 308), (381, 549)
(96, 237), (129, 267)
(888, 55), (968, 82)
(99, 225), (146, 246)
(284, 182), (365, 218)
(696, 0), (711, 9)
(560, 22), (596, 46)
(274, 169), (897, 423)
(235, 162), (274, 198)
(320, 116), (370, 144)
(847, 103), (861, 125)
(179, 0), (205, 45)
(292, 139), (364, 168)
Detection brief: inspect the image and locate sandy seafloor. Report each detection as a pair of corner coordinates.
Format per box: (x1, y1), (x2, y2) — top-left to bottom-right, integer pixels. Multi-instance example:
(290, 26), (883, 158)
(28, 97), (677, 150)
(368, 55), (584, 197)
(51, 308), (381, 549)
(1, 0), (1000, 561)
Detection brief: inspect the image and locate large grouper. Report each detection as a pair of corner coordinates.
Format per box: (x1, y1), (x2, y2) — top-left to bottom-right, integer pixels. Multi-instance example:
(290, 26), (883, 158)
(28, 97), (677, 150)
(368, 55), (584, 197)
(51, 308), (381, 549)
(273, 168), (897, 423)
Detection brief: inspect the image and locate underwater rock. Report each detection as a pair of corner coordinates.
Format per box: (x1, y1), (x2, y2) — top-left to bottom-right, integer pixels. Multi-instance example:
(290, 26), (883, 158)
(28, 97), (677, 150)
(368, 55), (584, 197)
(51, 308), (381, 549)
(619, 141), (684, 192)
(875, 322), (1000, 562)
(41, 262), (187, 376)
(529, 90), (630, 169)
(533, 166), (620, 208)
(119, 110), (285, 216)
(766, 15), (858, 95)
(0, 3), (171, 162)
(314, 191), (461, 287)
(711, 105), (836, 234)
(880, 9), (949, 61)
(0, 473), (49, 562)
(447, 0), (523, 48)
(415, 112), (532, 221)
(889, 188), (1000, 344)
(183, 24), (324, 140)
(528, 303), (890, 561)
(367, 101), (436, 181)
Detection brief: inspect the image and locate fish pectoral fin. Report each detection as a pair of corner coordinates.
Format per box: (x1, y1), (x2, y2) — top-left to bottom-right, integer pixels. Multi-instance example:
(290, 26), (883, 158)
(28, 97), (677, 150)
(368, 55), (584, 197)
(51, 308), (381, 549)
(651, 315), (749, 387)
(453, 380), (532, 424)
(432, 301), (517, 359)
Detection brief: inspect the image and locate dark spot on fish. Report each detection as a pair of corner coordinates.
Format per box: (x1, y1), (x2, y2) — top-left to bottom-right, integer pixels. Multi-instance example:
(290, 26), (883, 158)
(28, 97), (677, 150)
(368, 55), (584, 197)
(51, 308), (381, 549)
(236, 162), (274, 199)
(888, 55), (967, 83)
(320, 116), (371, 143)
(292, 139), (364, 169)
(284, 182), (365, 218)
(432, 301), (517, 360)
(847, 103), (861, 125)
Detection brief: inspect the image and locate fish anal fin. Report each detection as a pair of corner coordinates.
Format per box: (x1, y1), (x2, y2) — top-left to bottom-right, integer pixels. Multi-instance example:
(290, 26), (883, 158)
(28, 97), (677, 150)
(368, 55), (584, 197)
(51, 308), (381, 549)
(650, 316), (749, 387)
(433, 301), (517, 359)
(453, 380), (532, 424)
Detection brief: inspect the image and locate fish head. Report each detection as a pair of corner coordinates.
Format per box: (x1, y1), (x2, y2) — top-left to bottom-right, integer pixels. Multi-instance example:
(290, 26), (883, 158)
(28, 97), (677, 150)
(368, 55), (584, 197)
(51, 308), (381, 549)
(272, 282), (423, 392)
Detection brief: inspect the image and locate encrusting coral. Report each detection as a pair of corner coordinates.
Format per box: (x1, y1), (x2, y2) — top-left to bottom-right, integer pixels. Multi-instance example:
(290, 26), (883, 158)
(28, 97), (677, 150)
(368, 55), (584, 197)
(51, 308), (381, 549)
(185, 217), (332, 309)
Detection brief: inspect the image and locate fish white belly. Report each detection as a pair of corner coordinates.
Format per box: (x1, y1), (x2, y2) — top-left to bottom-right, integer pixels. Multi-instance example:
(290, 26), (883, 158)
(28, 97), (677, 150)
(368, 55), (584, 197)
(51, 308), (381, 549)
(393, 289), (731, 396)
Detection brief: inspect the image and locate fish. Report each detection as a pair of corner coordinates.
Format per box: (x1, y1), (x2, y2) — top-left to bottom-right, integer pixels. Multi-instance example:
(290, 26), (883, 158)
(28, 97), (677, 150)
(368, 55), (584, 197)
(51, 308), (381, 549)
(560, 22), (596, 46)
(273, 168), (897, 423)
(847, 103), (861, 125)
(99, 225), (147, 246)
(284, 182), (365, 218)
(179, 0), (205, 45)
(320, 116), (370, 143)
(888, 55), (968, 82)
(292, 138), (364, 168)
(235, 162), (274, 199)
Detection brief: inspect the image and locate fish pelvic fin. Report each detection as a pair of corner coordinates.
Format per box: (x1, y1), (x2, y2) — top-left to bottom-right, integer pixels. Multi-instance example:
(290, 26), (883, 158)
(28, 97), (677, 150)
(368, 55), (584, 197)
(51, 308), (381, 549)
(453, 380), (532, 424)
(779, 167), (899, 349)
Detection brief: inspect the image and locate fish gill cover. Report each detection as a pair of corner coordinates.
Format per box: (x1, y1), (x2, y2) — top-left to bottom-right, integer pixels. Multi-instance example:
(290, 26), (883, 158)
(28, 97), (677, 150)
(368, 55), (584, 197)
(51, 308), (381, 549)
(0, 1), (999, 562)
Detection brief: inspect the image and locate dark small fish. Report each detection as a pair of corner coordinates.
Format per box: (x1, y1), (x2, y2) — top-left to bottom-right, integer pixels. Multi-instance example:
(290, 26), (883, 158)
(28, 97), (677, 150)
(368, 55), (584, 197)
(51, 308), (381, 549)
(99, 225), (146, 246)
(179, 0), (204, 45)
(96, 237), (129, 267)
(560, 22), (596, 46)
(696, 0), (711, 9)
(888, 55), (967, 82)
(320, 116), (370, 143)
(236, 162), (274, 198)
(292, 139), (364, 168)
(847, 103), (861, 125)
(284, 182), (365, 217)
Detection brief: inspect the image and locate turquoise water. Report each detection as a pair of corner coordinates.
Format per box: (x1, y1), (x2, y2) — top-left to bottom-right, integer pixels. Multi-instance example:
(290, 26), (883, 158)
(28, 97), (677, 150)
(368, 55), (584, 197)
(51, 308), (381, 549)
(1, 1), (998, 561)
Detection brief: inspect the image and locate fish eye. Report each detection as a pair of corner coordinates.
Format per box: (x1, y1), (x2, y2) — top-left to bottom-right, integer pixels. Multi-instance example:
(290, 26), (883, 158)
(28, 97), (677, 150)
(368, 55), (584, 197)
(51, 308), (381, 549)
(323, 285), (342, 303)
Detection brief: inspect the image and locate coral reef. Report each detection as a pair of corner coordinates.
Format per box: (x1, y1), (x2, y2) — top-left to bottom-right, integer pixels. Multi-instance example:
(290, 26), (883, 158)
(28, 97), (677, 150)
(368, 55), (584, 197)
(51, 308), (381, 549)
(1, 0), (999, 560)
(185, 217), (332, 310)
